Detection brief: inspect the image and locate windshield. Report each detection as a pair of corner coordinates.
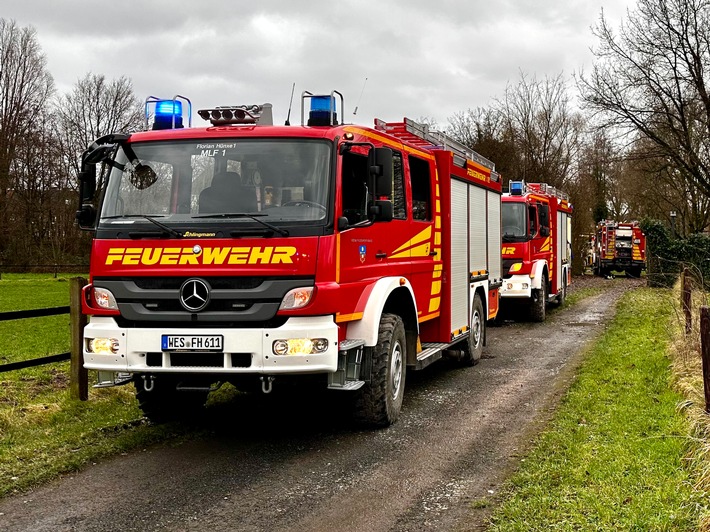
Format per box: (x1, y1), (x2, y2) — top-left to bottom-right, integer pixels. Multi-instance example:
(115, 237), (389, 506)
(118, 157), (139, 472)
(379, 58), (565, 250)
(99, 139), (331, 227)
(502, 202), (527, 239)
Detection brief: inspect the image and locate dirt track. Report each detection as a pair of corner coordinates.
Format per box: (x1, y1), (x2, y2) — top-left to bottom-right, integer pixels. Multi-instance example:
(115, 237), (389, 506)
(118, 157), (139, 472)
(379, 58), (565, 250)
(0, 276), (637, 532)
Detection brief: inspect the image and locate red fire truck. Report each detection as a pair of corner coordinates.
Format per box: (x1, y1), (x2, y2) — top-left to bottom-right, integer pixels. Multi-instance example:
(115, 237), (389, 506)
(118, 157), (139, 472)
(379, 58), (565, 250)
(499, 181), (573, 322)
(594, 220), (646, 277)
(75, 91), (503, 427)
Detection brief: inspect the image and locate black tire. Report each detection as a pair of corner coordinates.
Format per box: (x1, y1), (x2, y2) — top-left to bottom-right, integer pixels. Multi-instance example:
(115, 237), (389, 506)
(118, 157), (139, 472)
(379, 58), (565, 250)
(134, 374), (208, 423)
(354, 314), (406, 428)
(555, 275), (567, 306)
(530, 275), (547, 322)
(627, 267), (642, 278)
(461, 294), (485, 366)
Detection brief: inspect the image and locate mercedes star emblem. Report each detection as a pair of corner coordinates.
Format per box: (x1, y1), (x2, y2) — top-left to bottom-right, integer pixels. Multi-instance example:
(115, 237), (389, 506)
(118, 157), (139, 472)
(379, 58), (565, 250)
(179, 278), (210, 312)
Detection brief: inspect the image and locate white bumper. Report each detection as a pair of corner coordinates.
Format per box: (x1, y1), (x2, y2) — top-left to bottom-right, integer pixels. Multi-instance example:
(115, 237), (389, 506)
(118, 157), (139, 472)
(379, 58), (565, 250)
(83, 315), (338, 374)
(500, 274), (533, 298)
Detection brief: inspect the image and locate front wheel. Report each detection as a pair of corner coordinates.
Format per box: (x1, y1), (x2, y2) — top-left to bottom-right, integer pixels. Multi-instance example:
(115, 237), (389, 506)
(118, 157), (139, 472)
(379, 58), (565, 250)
(354, 314), (406, 428)
(460, 294), (485, 366)
(529, 276), (547, 322)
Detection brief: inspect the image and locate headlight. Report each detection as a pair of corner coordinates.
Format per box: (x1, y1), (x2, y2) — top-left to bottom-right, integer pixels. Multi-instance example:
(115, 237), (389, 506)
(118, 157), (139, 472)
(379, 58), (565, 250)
(272, 338), (329, 355)
(509, 262), (523, 273)
(279, 287), (314, 310)
(94, 287), (118, 310)
(86, 337), (120, 354)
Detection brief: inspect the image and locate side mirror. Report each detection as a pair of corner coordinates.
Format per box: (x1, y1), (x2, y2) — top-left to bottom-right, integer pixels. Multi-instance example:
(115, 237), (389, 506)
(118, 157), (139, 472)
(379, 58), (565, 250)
(369, 147), (393, 198)
(538, 204), (550, 230)
(78, 167), (97, 202)
(369, 200), (393, 222)
(76, 204), (97, 229)
(77, 162), (98, 230)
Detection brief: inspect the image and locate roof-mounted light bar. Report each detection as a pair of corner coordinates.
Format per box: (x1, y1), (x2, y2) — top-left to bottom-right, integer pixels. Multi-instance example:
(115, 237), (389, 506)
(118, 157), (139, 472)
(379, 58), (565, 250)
(145, 95), (192, 130)
(197, 104), (273, 126)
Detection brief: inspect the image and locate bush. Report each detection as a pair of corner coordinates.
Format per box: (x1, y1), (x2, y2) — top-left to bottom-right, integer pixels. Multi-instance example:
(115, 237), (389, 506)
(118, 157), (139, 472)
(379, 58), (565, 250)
(641, 218), (710, 288)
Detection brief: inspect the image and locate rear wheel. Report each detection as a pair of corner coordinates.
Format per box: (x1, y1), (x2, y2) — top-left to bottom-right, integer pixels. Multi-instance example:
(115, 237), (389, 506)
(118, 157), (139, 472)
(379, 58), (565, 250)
(134, 374), (208, 423)
(530, 276), (547, 322)
(555, 275), (567, 306)
(354, 314), (406, 428)
(461, 294), (484, 366)
(627, 266), (642, 278)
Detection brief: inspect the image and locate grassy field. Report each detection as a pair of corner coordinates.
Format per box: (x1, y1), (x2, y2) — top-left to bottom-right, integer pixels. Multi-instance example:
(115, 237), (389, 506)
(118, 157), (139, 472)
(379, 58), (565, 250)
(0, 274), (191, 497)
(488, 287), (709, 530)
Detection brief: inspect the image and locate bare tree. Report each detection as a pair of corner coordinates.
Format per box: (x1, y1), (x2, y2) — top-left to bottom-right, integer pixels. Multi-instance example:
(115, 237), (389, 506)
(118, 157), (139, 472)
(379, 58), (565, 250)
(0, 19), (54, 262)
(447, 106), (520, 180)
(579, 0), (710, 203)
(447, 72), (583, 191)
(498, 71), (583, 190)
(55, 73), (143, 184)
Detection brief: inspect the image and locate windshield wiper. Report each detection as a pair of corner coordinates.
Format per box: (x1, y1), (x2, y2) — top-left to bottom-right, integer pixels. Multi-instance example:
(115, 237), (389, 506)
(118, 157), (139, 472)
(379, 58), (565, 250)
(192, 212), (289, 236)
(102, 214), (183, 238)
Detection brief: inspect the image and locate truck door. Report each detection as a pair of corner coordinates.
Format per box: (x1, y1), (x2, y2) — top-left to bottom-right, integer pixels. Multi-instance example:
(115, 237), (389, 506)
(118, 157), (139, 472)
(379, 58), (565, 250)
(406, 154), (437, 320)
(338, 148), (412, 291)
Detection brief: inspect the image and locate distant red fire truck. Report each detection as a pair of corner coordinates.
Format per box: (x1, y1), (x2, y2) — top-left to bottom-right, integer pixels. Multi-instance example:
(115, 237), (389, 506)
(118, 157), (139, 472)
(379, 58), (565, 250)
(76, 91), (503, 426)
(499, 181), (573, 322)
(594, 220), (646, 277)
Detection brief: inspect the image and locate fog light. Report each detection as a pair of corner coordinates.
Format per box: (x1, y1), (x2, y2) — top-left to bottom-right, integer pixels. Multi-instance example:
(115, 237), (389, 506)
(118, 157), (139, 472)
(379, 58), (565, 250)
(506, 283), (513, 290)
(272, 338), (329, 355)
(87, 337), (119, 354)
(522, 283), (529, 289)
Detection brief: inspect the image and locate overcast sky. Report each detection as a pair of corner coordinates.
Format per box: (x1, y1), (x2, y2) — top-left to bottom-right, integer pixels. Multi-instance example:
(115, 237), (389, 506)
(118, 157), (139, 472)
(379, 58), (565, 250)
(4, 0), (633, 129)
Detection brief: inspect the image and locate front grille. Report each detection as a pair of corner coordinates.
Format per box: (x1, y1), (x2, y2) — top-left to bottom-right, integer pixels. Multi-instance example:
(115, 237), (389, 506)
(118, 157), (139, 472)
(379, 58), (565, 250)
(94, 276), (313, 327)
(133, 277), (264, 290)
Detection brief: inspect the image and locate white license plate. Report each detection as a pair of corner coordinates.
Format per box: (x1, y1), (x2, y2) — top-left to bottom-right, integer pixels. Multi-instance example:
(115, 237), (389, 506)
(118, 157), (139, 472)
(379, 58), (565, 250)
(161, 335), (223, 351)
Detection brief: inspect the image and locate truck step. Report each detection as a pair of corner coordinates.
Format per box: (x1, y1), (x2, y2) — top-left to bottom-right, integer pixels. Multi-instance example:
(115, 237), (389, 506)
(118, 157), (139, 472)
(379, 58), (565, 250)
(327, 380), (365, 391)
(414, 343), (449, 370)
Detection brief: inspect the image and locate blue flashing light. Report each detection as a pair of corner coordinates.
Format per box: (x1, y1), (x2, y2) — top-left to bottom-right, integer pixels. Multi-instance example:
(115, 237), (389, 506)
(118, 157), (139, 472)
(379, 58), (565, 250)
(310, 95), (336, 113)
(155, 100), (183, 117)
(509, 181), (524, 196)
(308, 95), (338, 126)
(152, 99), (184, 130)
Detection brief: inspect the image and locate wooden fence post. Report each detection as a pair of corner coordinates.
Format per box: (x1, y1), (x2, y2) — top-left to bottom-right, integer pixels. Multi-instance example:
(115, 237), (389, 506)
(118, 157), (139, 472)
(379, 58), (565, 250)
(70, 277), (88, 401)
(682, 267), (692, 334)
(701, 307), (710, 414)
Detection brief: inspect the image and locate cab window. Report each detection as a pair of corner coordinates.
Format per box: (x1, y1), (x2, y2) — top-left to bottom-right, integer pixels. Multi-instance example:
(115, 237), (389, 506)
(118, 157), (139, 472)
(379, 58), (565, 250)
(409, 155), (431, 221)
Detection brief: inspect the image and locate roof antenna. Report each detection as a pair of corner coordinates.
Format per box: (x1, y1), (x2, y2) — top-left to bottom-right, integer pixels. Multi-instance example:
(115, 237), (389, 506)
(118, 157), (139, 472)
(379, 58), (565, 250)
(353, 77), (368, 116)
(285, 82), (296, 126)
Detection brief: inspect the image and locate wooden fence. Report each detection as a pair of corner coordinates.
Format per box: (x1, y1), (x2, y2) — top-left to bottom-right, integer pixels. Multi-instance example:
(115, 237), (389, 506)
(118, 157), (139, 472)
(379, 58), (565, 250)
(0, 277), (89, 400)
(681, 268), (710, 413)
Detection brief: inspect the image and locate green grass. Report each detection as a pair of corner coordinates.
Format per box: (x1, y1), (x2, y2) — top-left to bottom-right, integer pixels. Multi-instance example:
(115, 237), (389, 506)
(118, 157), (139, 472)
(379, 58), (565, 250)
(489, 288), (706, 530)
(0, 274), (192, 498)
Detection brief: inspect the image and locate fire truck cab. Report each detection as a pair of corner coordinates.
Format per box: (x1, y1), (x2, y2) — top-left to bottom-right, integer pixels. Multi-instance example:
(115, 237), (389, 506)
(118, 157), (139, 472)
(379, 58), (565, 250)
(499, 181), (572, 322)
(75, 91), (503, 427)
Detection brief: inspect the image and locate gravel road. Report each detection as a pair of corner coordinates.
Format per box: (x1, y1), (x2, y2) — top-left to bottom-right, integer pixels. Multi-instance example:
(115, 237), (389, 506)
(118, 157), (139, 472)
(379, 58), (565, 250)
(0, 277), (637, 532)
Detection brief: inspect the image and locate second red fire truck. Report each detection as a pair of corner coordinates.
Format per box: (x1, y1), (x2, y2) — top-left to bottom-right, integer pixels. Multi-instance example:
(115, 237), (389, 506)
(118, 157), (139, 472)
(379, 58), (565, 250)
(499, 181), (573, 322)
(594, 220), (646, 277)
(75, 91), (503, 427)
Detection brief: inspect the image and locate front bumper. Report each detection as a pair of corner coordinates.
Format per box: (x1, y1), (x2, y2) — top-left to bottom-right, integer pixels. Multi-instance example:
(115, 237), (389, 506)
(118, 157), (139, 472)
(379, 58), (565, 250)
(500, 274), (533, 298)
(83, 315), (338, 374)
